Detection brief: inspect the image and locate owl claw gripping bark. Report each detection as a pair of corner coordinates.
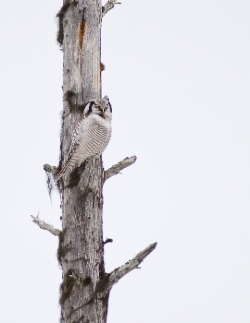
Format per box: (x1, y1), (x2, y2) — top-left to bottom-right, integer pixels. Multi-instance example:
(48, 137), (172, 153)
(55, 96), (112, 182)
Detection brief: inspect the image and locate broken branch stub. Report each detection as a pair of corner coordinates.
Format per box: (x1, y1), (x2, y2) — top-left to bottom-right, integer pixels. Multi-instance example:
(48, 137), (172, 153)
(102, 0), (121, 17)
(43, 164), (58, 176)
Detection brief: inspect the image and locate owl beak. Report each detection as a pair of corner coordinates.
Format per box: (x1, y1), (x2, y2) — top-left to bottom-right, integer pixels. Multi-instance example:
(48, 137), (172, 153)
(101, 108), (105, 117)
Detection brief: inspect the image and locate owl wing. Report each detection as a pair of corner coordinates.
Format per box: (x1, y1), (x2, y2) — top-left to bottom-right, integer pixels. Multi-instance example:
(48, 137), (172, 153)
(54, 114), (86, 182)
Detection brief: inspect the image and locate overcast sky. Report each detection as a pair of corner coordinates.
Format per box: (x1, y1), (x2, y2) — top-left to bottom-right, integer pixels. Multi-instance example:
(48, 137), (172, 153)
(0, 0), (250, 322)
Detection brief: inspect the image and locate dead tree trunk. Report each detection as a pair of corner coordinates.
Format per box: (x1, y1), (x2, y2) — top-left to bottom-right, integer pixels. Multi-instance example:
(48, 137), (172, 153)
(31, 1), (156, 323)
(59, 1), (105, 321)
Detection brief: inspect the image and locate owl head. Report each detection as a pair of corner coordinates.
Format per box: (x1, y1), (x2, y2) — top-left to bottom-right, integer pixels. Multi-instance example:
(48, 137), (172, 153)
(85, 95), (112, 121)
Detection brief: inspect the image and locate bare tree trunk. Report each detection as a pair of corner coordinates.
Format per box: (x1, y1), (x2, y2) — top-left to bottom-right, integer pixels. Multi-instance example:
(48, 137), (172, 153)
(32, 1), (156, 322)
(58, 1), (106, 322)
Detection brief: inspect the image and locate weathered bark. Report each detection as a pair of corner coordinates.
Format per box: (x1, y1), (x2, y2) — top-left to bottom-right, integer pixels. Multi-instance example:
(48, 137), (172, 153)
(59, 1), (105, 322)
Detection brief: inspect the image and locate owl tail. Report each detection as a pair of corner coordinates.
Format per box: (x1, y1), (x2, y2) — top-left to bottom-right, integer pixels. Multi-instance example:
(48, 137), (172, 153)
(54, 164), (68, 182)
(54, 170), (63, 183)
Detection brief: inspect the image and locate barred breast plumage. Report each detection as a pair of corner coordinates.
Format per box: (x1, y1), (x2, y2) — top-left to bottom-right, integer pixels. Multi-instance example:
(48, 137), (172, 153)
(55, 96), (112, 182)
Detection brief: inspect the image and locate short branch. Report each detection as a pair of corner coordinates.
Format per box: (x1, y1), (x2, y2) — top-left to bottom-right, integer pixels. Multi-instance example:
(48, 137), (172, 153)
(43, 164), (58, 176)
(104, 156), (136, 182)
(31, 214), (61, 236)
(103, 242), (157, 294)
(102, 0), (121, 17)
(103, 238), (113, 245)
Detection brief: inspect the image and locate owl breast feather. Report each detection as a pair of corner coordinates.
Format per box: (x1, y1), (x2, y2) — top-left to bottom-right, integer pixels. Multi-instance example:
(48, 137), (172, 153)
(74, 115), (111, 166)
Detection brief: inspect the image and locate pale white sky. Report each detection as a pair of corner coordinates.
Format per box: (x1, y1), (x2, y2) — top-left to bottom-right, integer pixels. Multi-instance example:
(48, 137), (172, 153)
(0, 0), (250, 322)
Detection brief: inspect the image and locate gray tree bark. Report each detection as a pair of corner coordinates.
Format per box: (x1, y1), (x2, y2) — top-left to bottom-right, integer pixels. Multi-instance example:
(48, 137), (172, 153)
(32, 1), (156, 323)
(59, 1), (105, 322)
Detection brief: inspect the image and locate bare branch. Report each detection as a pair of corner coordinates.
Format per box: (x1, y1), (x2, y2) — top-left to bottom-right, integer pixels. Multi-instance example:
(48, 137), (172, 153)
(104, 156), (137, 182)
(102, 0), (121, 17)
(102, 242), (157, 295)
(31, 214), (61, 236)
(67, 243), (157, 319)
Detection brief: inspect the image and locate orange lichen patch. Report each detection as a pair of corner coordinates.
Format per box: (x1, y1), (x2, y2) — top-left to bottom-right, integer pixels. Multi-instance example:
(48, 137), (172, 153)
(78, 21), (87, 50)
